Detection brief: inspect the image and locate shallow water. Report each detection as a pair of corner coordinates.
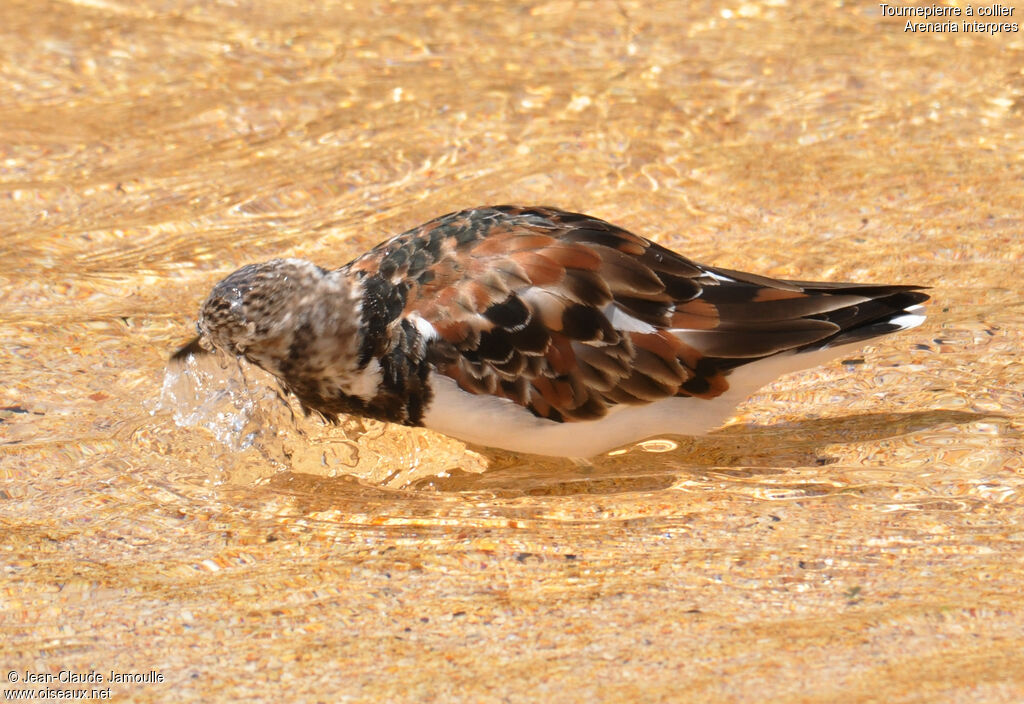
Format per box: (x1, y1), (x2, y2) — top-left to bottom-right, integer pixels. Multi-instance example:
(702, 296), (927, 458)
(3, 0), (1024, 701)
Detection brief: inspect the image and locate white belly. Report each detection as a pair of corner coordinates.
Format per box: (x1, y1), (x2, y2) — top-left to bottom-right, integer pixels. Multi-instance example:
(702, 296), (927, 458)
(421, 342), (869, 458)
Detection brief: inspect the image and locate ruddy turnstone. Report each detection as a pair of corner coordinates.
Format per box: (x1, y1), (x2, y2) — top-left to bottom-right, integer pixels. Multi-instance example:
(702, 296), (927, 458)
(173, 205), (928, 458)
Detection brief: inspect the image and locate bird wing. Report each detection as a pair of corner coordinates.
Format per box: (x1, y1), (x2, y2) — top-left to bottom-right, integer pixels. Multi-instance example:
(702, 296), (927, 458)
(344, 205), (927, 422)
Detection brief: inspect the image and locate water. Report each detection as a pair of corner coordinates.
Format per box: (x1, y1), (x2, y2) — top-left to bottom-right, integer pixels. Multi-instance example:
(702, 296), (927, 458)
(2, 0), (1024, 701)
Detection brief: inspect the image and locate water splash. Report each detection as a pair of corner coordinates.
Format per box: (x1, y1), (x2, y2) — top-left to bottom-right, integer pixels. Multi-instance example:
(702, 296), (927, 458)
(155, 348), (487, 486)
(157, 348), (271, 452)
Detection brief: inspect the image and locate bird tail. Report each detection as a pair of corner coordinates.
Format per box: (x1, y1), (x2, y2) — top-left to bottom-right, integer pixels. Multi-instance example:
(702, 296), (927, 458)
(784, 283), (930, 351)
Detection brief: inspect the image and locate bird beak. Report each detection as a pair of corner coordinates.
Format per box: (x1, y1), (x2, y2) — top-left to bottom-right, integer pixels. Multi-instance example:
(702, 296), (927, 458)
(170, 335), (209, 361)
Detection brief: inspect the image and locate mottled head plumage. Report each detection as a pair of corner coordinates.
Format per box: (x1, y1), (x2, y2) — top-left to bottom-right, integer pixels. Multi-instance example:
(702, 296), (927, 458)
(182, 256), (425, 425)
(198, 258), (328, 359)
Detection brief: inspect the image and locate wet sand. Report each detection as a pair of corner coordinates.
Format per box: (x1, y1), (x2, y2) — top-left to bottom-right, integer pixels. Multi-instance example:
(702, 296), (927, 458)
(2, 0), (1023, 701)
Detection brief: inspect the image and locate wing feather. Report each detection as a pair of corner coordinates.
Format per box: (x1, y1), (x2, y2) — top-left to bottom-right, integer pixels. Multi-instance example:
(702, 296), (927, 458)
(342, 205), (929, 424)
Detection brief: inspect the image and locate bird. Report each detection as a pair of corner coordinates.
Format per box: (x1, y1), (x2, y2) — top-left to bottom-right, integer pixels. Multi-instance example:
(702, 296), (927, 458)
(172, 205), (929, 458)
